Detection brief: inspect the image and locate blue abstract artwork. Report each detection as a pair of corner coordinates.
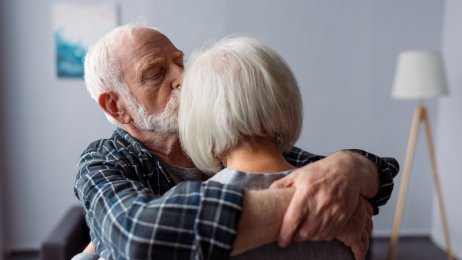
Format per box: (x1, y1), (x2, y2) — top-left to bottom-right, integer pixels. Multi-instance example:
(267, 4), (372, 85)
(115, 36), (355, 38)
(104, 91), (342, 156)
(55, 30), (86, 78)
(52, 3), (117, 78)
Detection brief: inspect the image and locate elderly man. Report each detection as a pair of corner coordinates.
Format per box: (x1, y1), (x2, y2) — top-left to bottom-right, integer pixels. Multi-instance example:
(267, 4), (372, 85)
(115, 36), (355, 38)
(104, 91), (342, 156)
(74, 24), (398, 259)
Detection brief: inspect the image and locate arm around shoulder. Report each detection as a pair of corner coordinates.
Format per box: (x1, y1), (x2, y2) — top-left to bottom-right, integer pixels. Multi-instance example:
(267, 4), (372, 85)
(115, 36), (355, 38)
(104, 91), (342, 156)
(74, 144), (244, 259)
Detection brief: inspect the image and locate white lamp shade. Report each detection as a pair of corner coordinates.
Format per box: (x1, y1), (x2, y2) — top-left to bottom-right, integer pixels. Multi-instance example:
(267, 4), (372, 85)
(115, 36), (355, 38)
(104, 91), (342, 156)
(391, 51), (449, 99)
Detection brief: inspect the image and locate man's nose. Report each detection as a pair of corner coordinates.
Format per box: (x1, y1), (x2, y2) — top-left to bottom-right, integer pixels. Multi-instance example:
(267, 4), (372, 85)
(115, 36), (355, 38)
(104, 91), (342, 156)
(171, 64), (183, 89)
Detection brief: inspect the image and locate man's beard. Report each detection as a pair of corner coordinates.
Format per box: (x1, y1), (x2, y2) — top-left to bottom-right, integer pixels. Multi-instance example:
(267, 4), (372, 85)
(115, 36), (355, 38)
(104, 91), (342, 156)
(125, 89), (180, 134)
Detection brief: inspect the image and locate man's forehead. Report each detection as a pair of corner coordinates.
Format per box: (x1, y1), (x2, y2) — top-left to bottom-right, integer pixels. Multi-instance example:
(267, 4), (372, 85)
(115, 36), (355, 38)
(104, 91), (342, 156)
(118, 31), (182, 63)
(135, 31), (181, 56)
(138, 45), (183, 62)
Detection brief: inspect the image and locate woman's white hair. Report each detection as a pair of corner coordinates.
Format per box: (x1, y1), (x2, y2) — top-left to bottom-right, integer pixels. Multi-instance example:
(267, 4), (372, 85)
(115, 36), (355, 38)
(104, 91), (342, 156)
(84, 23), (154, 124)
(179, 36), (303, 173)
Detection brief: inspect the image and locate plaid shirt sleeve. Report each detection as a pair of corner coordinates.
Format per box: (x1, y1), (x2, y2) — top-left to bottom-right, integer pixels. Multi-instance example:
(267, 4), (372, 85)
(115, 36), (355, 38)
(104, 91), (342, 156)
(74, 145), (243, 260)
(284, 147), (399, 215)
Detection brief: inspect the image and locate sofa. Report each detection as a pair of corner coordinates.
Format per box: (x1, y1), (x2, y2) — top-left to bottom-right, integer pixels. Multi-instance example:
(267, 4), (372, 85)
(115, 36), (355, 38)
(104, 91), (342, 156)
(41, 205), (372, 260)
(41, 205), (89, 260)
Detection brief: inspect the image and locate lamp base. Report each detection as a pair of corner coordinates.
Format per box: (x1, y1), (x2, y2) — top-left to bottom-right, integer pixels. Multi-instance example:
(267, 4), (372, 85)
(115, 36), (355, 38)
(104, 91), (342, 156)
(387, 105), (453, 260)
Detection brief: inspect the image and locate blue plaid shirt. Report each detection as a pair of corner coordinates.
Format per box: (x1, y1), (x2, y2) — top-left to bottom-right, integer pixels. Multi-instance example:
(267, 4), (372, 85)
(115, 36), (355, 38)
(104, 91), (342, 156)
(74, 128), (398, 260)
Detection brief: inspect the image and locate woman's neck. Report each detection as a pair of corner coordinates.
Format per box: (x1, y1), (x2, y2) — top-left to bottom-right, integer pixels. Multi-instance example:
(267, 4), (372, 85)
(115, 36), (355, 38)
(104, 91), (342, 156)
(222, 139), (295, 173)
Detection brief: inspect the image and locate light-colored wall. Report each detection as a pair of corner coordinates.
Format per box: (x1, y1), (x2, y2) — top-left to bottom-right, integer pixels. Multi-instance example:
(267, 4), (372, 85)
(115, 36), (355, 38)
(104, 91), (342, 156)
(1, 0), (445, 250)
(1, 0), (7, 256)
(1, 0), (117, 250)
(432, 0), (462, 258)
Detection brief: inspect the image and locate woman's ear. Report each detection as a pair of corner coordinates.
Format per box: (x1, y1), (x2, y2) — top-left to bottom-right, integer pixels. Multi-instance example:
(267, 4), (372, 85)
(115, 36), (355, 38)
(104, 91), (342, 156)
(98, 92), (131, 124)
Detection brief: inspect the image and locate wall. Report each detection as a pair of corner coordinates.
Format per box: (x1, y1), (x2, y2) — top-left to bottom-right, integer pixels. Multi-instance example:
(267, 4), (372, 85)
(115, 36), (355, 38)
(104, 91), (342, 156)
(432, 0), (462, 258)
(0, 0), (6, 255)
(2, 0), (116, 250)
(2, 0), (444, 250)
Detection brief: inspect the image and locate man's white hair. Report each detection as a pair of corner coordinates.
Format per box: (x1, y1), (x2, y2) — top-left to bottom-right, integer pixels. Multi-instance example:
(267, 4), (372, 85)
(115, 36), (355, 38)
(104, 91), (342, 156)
(179, 36), (303, 173)
(84, 24), (155, 124)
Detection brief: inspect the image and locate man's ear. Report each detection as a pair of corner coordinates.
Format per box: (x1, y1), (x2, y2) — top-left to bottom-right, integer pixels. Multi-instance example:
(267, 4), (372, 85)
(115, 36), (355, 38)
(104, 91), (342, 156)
(98, 92), (131, 124)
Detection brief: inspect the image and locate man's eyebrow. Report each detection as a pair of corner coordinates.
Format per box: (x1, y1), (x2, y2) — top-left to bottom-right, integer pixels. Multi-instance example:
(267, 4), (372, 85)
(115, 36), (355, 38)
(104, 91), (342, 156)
(137, 51), (183, 74)
(139, 57), (164, 71)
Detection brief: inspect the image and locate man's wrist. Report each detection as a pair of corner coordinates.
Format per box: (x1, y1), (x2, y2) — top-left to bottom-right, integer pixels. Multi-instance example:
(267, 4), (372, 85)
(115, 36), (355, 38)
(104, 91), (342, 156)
(343, 149), (395, 215)
(350, 151), (379, 198)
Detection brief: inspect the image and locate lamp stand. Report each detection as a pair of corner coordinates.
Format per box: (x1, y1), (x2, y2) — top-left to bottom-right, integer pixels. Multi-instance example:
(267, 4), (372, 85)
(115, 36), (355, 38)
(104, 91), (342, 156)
(387, 105), (453, 260)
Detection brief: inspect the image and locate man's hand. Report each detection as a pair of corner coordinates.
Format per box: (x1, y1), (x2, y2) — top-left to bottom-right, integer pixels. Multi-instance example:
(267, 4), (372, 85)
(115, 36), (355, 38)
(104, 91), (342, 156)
(83, 241), (96, 254)
(270, 151), (378, 247)
(334, 197), (373, 260)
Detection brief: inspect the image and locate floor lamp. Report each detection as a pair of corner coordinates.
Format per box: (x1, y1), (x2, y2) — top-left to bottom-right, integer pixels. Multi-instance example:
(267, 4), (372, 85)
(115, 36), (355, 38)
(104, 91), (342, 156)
(387, 51), (453, 260)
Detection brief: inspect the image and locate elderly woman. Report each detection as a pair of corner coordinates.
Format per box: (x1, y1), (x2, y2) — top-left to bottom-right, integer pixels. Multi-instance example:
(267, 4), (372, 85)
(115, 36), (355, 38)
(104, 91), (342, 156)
(179, 36), (354, 259)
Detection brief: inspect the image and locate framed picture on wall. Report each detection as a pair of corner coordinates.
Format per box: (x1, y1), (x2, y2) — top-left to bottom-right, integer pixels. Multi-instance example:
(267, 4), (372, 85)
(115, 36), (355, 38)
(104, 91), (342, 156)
(52, 3), (118, 78)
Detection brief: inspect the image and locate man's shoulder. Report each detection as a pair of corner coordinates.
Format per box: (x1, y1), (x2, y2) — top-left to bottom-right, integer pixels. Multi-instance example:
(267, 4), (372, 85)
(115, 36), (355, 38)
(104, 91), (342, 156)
(75, 129), (163, 187)
(84, 137), (113, 153)
(77, 128), (162, 177)
(77, 129), (145, 171)
(80, 128), (135, 156)
(81, 130), (119, 155)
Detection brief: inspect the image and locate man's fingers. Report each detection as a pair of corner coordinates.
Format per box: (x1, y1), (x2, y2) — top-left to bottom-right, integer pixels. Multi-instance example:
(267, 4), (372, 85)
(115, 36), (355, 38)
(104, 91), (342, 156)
(349, 233), (366, 260)
(366, 216), (373, 237)
(306, 194), (349, 241)
(296, 208), (333, 241)
(270, 175), (294, 189)
(353, 203), (370, 260)
(294, 213), (318, 241)
(351, 244), (366, 260)
(362, 229), (370, 253)
(364, 199), (373, 217)
(277, 190), (307, 247)
(278, 209), (301, 247)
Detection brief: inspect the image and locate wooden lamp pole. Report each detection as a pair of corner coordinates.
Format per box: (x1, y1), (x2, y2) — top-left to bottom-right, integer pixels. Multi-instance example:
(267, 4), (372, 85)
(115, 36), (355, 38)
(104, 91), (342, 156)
(387, 103), (453, 260)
